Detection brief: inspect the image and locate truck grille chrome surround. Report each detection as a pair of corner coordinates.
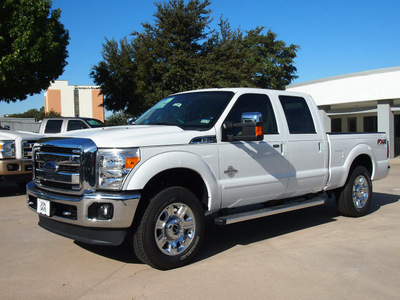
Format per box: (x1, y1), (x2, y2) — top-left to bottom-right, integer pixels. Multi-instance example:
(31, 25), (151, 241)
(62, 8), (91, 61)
(33, 138), (97, 195)
(22, 140), (36, 159)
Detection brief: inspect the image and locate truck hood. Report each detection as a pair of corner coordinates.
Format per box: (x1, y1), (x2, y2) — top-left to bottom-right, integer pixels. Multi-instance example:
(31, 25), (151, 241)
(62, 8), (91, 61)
(58, 125), (212, 148)
(0, 130), (43, 141)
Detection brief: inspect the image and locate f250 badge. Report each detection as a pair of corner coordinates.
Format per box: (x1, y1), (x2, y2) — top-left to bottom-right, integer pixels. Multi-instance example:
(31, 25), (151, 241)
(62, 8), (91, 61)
(377, 139), (387, 145)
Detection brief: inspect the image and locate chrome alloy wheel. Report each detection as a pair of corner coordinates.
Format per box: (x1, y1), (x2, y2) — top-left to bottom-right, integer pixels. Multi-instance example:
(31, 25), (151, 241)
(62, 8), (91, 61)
(352, 175), (370, 209)
(154, 202), (196, 256)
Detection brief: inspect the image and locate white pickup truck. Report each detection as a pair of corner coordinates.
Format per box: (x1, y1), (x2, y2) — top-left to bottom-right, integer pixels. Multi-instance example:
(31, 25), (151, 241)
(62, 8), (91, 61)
(27, 88), (390, 269)
(0, 129), (42, 186)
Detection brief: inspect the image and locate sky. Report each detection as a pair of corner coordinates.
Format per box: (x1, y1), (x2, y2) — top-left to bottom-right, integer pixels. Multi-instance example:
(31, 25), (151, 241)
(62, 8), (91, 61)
(1, 0), (400, 116)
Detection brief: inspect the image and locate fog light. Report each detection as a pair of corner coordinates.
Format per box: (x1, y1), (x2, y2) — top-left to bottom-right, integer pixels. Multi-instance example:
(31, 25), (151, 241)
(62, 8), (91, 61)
(88, 203), (114, 220)
(99, 204), (113, 219)
(7, 164), (19, 171)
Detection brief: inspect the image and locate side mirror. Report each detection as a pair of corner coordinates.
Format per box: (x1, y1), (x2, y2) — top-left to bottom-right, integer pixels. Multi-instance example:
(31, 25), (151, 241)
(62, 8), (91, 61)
(223, 112), (263, 142)
(4, 125), (10, 130)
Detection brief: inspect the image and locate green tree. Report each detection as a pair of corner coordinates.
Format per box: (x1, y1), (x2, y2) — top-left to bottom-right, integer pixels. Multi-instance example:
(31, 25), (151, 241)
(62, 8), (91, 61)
(105, 111), (133, 126)
(7, 106), (60, 120)
(91, 0), (299, 116)
(0, 0), (69, 103)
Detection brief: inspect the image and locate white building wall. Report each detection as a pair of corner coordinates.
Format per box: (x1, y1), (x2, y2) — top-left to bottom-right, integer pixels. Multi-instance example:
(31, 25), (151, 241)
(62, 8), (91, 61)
(288, 67), (400, 106)
(78, 88), (93, 118)
(61, 85), (74, 116)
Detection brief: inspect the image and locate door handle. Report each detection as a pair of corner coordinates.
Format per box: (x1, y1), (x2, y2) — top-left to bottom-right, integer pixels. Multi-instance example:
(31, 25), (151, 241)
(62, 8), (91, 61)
(273, 144), (280, 148)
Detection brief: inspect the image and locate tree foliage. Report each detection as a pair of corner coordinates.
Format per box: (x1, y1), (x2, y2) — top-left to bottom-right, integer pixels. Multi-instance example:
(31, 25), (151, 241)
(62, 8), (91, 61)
(105, 111), (132, 126)
(7, 106), (60, 120)
(91, 0), (299, 116)
(0, 0), (69, 103)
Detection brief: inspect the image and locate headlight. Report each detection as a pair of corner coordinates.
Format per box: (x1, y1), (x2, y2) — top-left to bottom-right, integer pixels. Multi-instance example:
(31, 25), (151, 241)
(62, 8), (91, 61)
(98, 148), (140, 190)
(0, 140), (15, 159)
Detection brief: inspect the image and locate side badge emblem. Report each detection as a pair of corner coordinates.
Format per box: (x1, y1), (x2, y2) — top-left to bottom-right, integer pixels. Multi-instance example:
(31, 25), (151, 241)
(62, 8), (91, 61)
(224, 166), (238, 178)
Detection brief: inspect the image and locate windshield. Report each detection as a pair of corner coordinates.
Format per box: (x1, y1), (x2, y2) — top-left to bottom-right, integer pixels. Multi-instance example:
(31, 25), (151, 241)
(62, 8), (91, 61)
(135, 91), (234, 130)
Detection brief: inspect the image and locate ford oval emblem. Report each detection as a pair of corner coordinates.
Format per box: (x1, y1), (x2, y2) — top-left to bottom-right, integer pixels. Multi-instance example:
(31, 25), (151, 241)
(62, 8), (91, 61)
(43, 161), (59, 174)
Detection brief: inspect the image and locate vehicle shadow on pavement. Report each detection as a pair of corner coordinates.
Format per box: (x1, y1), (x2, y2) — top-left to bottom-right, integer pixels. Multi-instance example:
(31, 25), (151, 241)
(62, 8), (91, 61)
(196, 193), (400, 263)
(0, 183), (26, 197)
(74, 240), (141, 264)
(369, 192), (400, 214)
(196, 199), (340, 262)
(73, 193), (399, 266)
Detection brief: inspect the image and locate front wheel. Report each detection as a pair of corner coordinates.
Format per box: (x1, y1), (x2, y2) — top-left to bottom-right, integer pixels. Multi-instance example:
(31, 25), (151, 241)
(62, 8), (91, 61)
(133, 187), (205, 269)
(336, 166), (372, 217)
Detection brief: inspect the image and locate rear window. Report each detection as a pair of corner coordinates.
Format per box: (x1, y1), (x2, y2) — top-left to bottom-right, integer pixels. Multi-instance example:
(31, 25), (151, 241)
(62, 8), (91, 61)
(44, 120), (63, 133)
(279, 95), (316, 134)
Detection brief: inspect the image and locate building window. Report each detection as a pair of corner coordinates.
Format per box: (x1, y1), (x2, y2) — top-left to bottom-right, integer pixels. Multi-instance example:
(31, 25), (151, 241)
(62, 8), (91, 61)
(331, 118), (342, 132)
(363, 116), (377, 132)
(348, 118), (357, 132)
(74, 89), (79, 117)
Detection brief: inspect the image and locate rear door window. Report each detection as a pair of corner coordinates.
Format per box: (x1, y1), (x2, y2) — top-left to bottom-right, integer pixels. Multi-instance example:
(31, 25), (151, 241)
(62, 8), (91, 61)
(279, 95), (316, 134)
(44, 120), (63, 133)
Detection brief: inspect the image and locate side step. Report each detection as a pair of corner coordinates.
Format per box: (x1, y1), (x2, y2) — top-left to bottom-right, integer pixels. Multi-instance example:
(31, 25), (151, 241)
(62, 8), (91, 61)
(214, 197), (326, 226)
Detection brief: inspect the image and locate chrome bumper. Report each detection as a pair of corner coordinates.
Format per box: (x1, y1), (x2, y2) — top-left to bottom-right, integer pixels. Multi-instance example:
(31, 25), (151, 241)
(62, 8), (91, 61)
(27, 181), (141, 228)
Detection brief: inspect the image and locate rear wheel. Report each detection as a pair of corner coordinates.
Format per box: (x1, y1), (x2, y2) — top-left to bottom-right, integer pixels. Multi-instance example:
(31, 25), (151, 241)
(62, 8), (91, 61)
(133, 186), (205, 269)
(336, 166), (372, 217)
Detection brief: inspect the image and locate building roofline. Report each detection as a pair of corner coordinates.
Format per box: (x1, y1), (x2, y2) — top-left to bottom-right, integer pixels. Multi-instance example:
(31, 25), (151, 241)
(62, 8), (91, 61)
(287, 66), (400, 89)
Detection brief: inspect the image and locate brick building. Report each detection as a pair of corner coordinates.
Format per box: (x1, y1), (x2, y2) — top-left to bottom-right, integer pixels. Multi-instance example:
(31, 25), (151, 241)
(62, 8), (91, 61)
(45, 81), (104, 122)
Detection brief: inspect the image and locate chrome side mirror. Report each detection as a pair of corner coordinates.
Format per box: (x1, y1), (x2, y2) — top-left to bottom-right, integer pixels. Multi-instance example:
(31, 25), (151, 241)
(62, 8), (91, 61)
(241, 112), (263, 123)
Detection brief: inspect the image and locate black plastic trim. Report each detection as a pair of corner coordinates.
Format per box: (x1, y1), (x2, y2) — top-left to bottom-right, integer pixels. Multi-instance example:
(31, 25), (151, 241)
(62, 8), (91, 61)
(38, 216), (127, 246)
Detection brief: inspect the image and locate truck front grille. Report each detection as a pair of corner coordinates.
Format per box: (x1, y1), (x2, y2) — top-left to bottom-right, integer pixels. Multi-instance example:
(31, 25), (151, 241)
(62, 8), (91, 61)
(22, 140), (36, 159)
(33, 138), (97, 195)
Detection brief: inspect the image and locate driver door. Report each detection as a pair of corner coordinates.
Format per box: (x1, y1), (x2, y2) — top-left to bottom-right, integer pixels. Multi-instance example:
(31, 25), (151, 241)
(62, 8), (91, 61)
(218, 93), (289, 209)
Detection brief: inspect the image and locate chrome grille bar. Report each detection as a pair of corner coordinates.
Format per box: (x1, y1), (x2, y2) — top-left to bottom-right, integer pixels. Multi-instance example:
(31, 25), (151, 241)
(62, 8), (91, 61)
(33, 138), (97, 195)
(22, 140), (36, 159)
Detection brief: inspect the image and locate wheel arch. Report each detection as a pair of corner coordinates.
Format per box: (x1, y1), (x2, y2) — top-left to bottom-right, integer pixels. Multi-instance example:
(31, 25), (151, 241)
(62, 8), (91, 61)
(141, 168), (209, 209)
(124, 151), (221, 213)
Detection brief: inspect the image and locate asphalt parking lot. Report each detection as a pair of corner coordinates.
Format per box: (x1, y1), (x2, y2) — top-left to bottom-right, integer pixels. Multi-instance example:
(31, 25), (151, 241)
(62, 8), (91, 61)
(1, 161), (400, 300)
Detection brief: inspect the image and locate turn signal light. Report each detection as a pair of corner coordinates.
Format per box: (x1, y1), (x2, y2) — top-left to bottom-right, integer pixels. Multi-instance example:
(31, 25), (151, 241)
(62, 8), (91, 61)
(125, 157), (140, 169)
(255, 126), (263, 137)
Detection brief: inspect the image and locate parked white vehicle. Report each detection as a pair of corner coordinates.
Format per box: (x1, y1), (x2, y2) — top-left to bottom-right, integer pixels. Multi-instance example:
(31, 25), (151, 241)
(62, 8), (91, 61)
(0, 129), (42, 185)
(38, 117), (105, 134)
(27, 88), (390, 269)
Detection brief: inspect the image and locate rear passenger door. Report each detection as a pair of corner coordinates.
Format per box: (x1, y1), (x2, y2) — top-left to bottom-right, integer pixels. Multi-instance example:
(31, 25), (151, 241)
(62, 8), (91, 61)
(219, 93), (289, 208)
(278, 95), (328, 197)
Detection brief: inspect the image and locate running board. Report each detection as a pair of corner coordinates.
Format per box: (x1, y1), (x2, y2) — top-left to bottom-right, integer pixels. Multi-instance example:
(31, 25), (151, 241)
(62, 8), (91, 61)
(214, 197), (326, 226)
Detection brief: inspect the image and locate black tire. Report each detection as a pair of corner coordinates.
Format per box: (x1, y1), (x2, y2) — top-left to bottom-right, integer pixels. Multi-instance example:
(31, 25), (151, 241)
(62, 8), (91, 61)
(133, 186), (205, 270)
(336, 166), (372, 217)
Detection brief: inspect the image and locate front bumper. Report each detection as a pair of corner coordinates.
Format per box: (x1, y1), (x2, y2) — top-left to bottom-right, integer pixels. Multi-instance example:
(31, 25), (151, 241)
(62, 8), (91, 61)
(27, 181), (141, 245)
(0, 159), (33, 182)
